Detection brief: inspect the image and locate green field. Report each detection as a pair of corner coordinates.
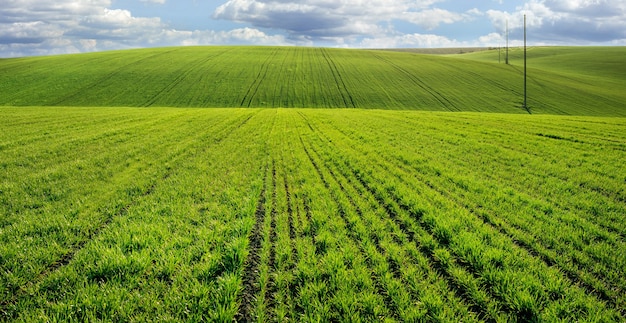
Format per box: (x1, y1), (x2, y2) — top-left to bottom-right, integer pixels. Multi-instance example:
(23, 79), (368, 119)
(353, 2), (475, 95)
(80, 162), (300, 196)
(1, 46), (625, 115)
(1, 107), (625, 321)
(1, 46), (626, 321)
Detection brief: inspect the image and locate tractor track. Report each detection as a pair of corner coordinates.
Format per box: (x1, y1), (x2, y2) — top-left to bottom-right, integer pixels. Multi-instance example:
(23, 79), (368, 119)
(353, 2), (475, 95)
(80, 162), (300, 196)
(235, 163), (268, 322)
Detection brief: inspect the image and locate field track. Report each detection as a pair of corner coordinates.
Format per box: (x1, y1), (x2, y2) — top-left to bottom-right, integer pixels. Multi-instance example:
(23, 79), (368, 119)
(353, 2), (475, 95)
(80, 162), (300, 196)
(1, 107), (625, 321)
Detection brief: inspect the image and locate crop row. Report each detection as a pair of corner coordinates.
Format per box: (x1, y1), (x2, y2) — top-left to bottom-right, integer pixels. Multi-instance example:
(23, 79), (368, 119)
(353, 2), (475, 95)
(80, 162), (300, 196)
(3, 47), (626, 116)
(298, 110), (625, 319)
(1, 108), (267, 320)
(1, 108), (624, 321)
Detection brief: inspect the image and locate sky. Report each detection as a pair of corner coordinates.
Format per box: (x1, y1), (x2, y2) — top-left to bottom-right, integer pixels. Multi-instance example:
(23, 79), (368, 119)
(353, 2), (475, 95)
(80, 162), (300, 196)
(1, 0), (625, 57)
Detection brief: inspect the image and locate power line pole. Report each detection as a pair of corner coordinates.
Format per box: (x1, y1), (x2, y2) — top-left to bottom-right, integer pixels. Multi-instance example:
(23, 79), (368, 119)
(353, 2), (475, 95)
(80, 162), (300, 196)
(524, 15), (530, 113)
(499, 37), (502, 63)
(505, 20), (509, 65)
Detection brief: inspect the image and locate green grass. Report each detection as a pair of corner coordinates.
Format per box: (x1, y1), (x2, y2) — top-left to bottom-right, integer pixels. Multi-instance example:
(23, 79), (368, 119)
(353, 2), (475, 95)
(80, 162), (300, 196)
(455, 46), (626, 81)
(1, 107), (625, 321)
(1, 46), (624, 321)
(455, 46), (626, 113)
(1, 46), (625, 115)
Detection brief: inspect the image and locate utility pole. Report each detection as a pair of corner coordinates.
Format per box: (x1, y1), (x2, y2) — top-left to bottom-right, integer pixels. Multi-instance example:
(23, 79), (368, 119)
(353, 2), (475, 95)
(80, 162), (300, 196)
(499, 38), (502, 63)
(523, 14), (528, 111)
(505, 20), (509, 65)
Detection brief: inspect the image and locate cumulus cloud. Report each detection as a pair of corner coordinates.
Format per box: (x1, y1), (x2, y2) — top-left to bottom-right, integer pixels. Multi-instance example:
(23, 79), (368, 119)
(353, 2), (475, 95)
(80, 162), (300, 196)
(486, 0), (626, 44)
(213, 0), (474, 42)
(0, 0), (287, 57)
(360, 33), (464, 48)
(1, 0), (625, 57)
(403, 8), (468, 30)
(0, 0), (111, 24)
(213, 0), (626, 46)
(0, 21), (64, 44)
(160, 28), (288, 47)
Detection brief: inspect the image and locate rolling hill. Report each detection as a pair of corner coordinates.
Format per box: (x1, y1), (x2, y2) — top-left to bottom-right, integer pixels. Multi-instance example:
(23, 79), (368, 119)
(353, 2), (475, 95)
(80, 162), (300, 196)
(0, 46), (624, 115)
(2, 46), (626, 321)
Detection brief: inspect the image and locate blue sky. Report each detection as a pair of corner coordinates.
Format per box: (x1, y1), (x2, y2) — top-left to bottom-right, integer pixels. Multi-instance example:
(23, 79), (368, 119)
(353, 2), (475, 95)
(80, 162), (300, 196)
(1, 0), (625, 57)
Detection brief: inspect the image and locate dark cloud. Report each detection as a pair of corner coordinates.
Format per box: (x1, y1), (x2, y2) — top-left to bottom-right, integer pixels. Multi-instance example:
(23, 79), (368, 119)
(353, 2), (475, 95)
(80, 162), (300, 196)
(0, 0), (108, 23)
(0, 36), (46, 44)
(236, 8), (345, 36)
(213, 0), (466, 42)
(538, 19), (625, 43)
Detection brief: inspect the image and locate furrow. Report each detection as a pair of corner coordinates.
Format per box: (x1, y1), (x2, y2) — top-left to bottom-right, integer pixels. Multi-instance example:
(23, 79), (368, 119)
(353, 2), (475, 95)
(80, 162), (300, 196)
(300, 138), (400, 320)
(1, 111), (260, 320)
(346, 120), (626, 312)
(344, 162), (501, 322)
(50, 49), (179, 106)
(390, 157), (623, 312)
(265, 161), (279, 320)
(373, 54), (458, 111)
(301, 191), (316, 251)
(320, 152), (490, 321)
(321, 111), (625, 310)
(142, 50), (226, 107)
(41, 172), (170, 277)
(240, 49), (279, 107)
(320, 49), (356, 108)
(330, 129), (622, 319)
(313, 146), (407, 285)
(280, 165), (301, 321)
(0, 172), (171, 315)
(297, 115), (503, 321)
(283, 174), (297, 261)
(235, 164), (268, 322)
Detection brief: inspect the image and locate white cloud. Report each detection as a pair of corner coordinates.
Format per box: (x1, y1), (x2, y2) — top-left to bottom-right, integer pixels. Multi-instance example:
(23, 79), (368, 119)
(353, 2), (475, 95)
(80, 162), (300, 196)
(404, 9), (468, 30)
(360, 31), (517, 49)
(486, 0), (626, 44)
(0, 21), (64, 43)
(213, 0), (468, 40)
(80, 8), (163, 31)
(544, 0), (623, 16)
(1, 0), (625, 57)
(0, 0), (288, 57)
(360, 33), (464, 48)
(213, 0), (626, 46)
(478, 32), (504, 45)
(0, 0), (112, 23)
(162, 28), (288, 46)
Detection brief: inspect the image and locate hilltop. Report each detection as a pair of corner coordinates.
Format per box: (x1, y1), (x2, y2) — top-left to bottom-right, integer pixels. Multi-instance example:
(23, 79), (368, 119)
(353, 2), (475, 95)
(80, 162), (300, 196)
(0, 46), (624, 116)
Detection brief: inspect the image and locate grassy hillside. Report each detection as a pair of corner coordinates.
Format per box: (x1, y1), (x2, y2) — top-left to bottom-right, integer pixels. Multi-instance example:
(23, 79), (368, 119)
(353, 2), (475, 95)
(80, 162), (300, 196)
(1, 46), (624, 115)
(455, 46), (626, 115)
(456, 46), (626, 80)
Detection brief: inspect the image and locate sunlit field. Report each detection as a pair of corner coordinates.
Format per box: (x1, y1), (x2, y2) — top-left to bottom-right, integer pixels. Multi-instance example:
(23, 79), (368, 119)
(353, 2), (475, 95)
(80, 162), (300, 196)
(1, 46), (624, 115)
(1, 46), (625, 321)
(1, 107), (624, 321)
